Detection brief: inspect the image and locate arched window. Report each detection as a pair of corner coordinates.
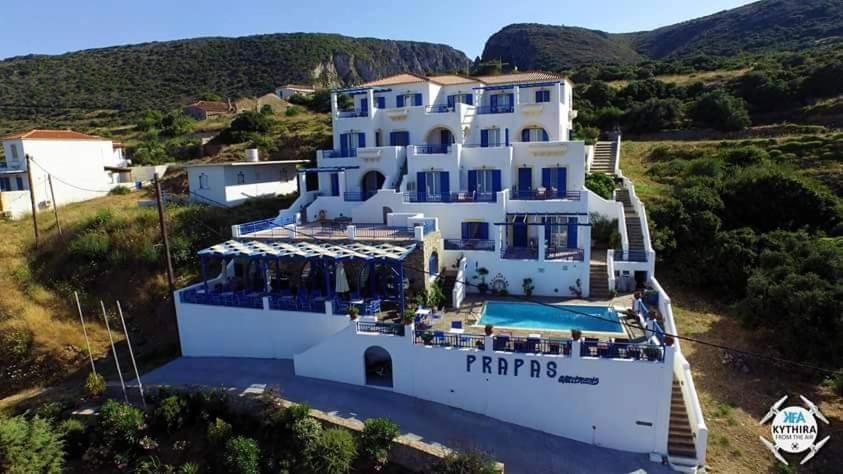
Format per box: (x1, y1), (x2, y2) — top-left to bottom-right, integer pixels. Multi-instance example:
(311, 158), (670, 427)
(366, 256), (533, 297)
(428, 251), (439, 278)
(364, 346), (393, 387)
(521, 127), (549, 142)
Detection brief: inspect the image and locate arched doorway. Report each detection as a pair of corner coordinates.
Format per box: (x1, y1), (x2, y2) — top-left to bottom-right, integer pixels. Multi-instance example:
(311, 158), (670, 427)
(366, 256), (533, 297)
(361, 170), (385, 199)
(364, 346), (393, 387)
(520, 126), (549, 142)
(428, 251), (439, 278)
(425, 126), (455, 146)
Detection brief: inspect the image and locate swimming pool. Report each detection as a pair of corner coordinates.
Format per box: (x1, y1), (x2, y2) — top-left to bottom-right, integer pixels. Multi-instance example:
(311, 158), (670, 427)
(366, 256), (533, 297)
(478, 301), (623, 333)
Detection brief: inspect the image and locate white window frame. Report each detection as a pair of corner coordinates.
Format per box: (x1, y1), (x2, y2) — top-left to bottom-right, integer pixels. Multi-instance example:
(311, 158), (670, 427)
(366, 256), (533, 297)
(475, 170), (494, 194)
(423, 171), (441, 198)
(486, 128), (502, 147)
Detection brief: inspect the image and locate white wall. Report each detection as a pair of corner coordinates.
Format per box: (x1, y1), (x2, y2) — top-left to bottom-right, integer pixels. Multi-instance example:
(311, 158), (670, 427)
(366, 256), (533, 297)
(188, 164), (298, 207)
(295, 325), (675, 455)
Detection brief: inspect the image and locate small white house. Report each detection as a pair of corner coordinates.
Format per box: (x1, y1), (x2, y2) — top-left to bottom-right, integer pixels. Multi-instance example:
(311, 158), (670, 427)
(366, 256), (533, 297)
(0, 129), (127, 219)
(186, 149), (307, 207)
(275, 84), (316, 99)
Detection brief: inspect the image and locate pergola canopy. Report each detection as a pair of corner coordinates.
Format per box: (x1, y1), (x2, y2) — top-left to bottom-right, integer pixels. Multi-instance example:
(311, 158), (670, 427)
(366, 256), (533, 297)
(198, 239), (417, 262)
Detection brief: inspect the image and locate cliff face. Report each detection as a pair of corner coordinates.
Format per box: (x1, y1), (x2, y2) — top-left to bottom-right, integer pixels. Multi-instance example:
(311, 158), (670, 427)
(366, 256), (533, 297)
(0, 34), (470, 110)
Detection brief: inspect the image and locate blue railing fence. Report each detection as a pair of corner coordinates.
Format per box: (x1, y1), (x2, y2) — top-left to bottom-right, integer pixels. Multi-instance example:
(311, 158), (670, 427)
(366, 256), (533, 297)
(443, 239), (495, 251)
(510, 189), (582, 201)
(414, 144), (450, 154)
(358, 321), (405, 336)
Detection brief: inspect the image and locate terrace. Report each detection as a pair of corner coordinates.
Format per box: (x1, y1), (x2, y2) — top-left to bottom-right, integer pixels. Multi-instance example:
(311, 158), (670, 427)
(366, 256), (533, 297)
(234, 219), (419, 241)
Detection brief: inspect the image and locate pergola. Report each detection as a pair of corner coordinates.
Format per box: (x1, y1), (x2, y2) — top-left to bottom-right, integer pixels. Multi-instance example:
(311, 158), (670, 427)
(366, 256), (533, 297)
(197, 239), (417, 314)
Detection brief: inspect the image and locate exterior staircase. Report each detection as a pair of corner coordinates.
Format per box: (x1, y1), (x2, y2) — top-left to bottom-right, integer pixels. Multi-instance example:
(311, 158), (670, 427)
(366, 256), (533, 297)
(440, 271), (457, 308)
(668, 379), (698, 465)
(394, 155), (408, 191)
(615, 188), (647, 262)
(591, 140), (617, 175)
(589, 262), (610, 299)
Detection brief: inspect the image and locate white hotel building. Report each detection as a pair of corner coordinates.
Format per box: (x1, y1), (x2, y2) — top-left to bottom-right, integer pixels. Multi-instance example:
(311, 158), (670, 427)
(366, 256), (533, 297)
(174, 72), (707, 472)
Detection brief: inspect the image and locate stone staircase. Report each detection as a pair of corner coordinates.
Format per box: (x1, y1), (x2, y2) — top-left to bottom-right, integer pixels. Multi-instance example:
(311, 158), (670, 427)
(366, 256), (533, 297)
(615, 188), (647, 262)
(589, 262), (610, 299)
(668, 379), (698, 462)
(591, 140), (617, 175)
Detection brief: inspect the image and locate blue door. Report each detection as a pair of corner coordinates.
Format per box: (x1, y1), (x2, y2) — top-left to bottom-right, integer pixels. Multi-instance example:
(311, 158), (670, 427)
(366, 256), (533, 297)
(416, 172), (426, 202)
(567, 217), (578, 249)
(439, 171), (450, 201)
(556, 168), (567, 197)
(518, 168), (532, 198)
(330, 173), (339, 196)
(513, 223), (528, 248)
(360, 98), (368, 115)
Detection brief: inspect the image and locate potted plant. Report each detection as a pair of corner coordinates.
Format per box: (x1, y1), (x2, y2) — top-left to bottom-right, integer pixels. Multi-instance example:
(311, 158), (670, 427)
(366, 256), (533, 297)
(420, 331), (434, 345)
(401, 309), (415, 326)
(348, 305), (359, 320)
(475, 267), (489, 295)
(484, 324), (494, 336)
(571, 328), (582, 341)
(522, 278), (535, 297)
(427, 282), (446, 310)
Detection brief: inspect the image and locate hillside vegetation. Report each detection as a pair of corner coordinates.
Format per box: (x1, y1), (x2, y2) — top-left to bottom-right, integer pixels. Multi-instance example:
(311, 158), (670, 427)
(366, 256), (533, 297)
(0, 33), (470, 111)
(482, 0), (843, 70)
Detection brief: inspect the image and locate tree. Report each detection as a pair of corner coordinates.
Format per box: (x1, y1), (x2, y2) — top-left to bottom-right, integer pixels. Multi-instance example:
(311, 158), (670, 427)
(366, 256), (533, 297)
(309, 428), (357, 474)
(688, 90), (750, 131)
(623, 98), (684, 133)
(360, 418), (399, 467)
(582, 81), (614, 108)
(0, 415), (64, 473)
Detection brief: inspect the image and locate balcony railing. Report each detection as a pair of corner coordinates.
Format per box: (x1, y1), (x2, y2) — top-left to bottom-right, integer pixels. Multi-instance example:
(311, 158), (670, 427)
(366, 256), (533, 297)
(343, 191), (377, 201)
(546, 247), (585, 261)
(354, 223), (415, 240)
(476, 105), (514, 114)
(425, 105), (453, 114)
(443, 239), (495, 251)
(267, 296), (327, 314)
(237, 218), (277, 236)
(358, 321), (405, 336)
(614, 249), (648, 262)
(580, 340), (665, 362)
(404, 191), (496, 203)
(413, 144), (450, 154)
(180, 289), (263, 309)
(510, 189), (582, 201)
(501, 246), (538, 260)
(415, 331), (485, 349)
(337, 109), (368, 118)
(492, 335), (572, 356)
(322, 149), (358, 158)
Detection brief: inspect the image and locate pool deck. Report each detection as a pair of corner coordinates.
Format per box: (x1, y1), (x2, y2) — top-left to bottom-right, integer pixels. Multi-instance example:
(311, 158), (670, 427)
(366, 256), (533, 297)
(389, 293), (646, 341)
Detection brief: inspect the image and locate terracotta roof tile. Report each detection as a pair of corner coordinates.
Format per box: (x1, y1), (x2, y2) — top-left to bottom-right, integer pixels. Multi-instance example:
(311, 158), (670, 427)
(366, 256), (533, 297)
(427, 74), (477, 85)
(357, 71), (567, 90)
(2, 129), (106, 141)
(360, 73), (428, 88)
(473, 71), (566, 84)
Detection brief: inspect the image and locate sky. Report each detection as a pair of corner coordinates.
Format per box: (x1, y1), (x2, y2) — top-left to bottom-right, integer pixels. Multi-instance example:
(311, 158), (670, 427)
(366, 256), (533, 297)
(0, 0), (756, 60)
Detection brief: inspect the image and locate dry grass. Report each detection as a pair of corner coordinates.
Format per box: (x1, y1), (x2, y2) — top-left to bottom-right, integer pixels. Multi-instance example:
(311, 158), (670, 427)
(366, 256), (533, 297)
(609, 68), (752, 89)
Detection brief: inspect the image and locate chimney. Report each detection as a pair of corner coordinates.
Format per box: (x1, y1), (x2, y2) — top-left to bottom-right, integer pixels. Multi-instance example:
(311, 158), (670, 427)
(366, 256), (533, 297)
(245, 148), (259, 162)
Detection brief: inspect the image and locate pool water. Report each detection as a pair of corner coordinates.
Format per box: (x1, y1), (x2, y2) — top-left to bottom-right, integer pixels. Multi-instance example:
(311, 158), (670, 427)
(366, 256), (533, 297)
(478, 301), (623, 333)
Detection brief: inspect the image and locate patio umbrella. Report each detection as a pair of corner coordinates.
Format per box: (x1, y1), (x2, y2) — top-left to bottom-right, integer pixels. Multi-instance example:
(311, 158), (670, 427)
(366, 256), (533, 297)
(335, 262), (350, 295)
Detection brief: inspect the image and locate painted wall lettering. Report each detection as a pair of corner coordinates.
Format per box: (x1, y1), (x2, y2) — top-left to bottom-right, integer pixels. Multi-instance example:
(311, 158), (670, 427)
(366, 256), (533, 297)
(498, 357), (508, 375)
(514, 359), (524, 376)
(466, 354), (476, 372)
(482, 356), (492, 374)
(465, 355), (598, 386)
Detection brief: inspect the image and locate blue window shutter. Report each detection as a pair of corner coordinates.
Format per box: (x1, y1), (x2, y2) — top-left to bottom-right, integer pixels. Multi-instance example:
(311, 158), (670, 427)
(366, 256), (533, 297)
(396, 95), (404, 107)
(480, 129), (489, 147)
(521, 129), (530, 142)
(389, 132), (397, 146)
(467, 170), (477, 193)
(557, 168), (567, 194)
(542, 129), (549, 141)
(507, 93), (514, 109)
(417, 172), (426, 202)
(461, 222), (469, 239)
(535, 90), (542, 103)
(340, 133), (349, 156)
(360, 98), (368, 114)
(440, 171), (450, 200)
(479, 223), (489, 240)
(401, 131), (409, 146)
(376, 97), (385, 109)
(567, 217), (578, 249)
(505, 128), (509, 146)
(491, 170), (502, 195)
(447, 95), (455, 108)
(414, 93), (422, 106)
(465, 94), (473, 105)
(330, 173), (339, 196)
(490, 94), (498, 110)
(358, 133), (366, 148)
(542, 168), (552, 188)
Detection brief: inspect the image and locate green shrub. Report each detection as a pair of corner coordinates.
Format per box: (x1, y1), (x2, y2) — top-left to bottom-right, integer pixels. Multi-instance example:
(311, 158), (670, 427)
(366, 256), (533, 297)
(0, 415), (65, 473)
(222, 436), (261, 474)
(432, 449), (497, 474)
(285, 105), (302, 116)
(83, 372), (106, 398)
(290, 416), (322, 468)
(179, 462), (200, 474)
(689, 90), (751, 131)
(154, 395), (187, 433)
(34, 401), (69, 421)
(585, 173), (615, 199)
(68, 231), (111, 260)
(207, 417), (233, 447)
(97, 399), (145, 448)
(309, 428), (357, 474)
(109, 186), (131, 195)
(0, 326), (33, 363)
(831, 372), (843, 396)
(58, 418), (87, 458)
(590, 214), (620, 249)
(360, 418), (399, 467)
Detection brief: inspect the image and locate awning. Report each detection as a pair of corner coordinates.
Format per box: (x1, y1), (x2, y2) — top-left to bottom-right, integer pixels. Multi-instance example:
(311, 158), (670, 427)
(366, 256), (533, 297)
(198, 239), (417, 262)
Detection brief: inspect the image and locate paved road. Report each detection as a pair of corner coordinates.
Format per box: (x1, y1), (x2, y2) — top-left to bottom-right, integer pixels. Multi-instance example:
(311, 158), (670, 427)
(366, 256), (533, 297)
(139, 357), (672, 474)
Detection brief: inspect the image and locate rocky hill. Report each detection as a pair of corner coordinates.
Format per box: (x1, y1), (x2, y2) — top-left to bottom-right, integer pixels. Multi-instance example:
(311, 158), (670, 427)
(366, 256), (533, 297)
(482, 0), (843, 70)
(0, 33), (470, 110)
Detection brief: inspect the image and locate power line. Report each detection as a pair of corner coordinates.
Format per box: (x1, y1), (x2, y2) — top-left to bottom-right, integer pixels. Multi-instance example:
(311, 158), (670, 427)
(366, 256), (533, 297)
(27, 158), (113, 194)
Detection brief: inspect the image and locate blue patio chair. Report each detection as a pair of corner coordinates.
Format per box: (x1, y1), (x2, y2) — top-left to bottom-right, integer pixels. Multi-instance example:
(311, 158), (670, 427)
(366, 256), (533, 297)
(434, 331), (446, 345)
(526, 337), (539, 353)
(366, 298), (381, 314)
(493, 335), (510, 351)
(451, 321), (463, 330)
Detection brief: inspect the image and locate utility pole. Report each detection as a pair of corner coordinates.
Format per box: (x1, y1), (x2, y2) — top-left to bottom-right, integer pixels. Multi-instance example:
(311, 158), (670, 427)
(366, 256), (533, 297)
(47, 174), (62, 236)
(25, 154), (39, 247)
(154, 173), (175, 294)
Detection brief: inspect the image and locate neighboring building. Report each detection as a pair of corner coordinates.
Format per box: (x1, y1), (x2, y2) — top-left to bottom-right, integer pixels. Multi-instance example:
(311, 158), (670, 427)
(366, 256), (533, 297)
(182, 100), (234, 120)
(186, 149), (306, 207)
(275, 84), (316, 99)
(0, 129), (127, 218)
(172, 72), (707, 471)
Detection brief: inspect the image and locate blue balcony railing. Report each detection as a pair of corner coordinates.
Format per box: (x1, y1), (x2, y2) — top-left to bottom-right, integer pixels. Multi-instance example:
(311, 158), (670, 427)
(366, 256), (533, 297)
(546, 247), (585, 261)
(476, 105), (514, 114)
(354, 224), (414, 240)
(337, 109), (368, 118)
(510, 188), (582, 200)
(415, 331), (485, 349)
(236, 218), (276, 236)
(358, 321), (405, 336)
(493, 335), (572, 356)
(267, 296), (326, 314)
(180, 289), (264, 309)
(425, 105), (453, 113)
(344, 191), (377, 202)
(404, 191), (496, 203)
(614, 249), (648, 262)
(414, 144), (450, 154)
(580, 340), (664, 362)
(501, 246), (538, 260)
(322, 149), (358, 158)
(443, 239), (495, 251)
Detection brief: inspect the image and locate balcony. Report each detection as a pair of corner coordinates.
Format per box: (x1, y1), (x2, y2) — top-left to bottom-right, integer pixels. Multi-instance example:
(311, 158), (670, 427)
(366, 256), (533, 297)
(510, 188), (582, 201)
(443, 239), (495, 251)
(546, 247), (584, 261)
(476, 105), (514, 115)
(343, 191), (377, 202)
(321, 149), (357, 159)
(413, 144), (450, 154)
(403, 191), (496, 203)
(501, 246), (538, 260)
(337, 109), (368, 118)
(425, 105), (454, 114)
